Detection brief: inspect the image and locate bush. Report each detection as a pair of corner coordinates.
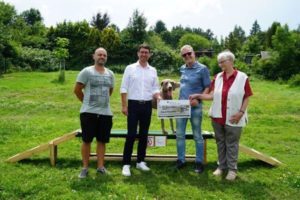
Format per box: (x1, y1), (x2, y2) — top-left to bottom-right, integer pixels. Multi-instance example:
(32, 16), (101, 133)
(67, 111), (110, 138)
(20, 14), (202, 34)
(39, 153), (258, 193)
(19, 47), (58, 72)
(150, 49), (182, 75)
(198, 56), (220, 76)
(288, 74), (300, 87)
(235, 59), (252, 76)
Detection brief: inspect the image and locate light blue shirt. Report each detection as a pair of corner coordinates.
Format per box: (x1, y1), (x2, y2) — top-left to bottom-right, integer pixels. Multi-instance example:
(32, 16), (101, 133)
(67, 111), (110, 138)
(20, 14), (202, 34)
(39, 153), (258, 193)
(76, 66), (115, 116)
(179, 61), (211, 100)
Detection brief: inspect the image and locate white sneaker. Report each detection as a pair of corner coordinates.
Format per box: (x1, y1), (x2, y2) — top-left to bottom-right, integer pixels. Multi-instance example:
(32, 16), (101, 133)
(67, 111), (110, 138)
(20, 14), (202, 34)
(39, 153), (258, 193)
(226, 170), (237, 181)
(212, 168), (223, 176)
(136, 162), (150, 171)
(122, 165), (131, 176)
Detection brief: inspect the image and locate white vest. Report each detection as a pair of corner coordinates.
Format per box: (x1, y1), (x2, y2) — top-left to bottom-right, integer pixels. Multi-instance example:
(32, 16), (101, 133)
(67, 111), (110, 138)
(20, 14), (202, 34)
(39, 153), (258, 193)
(209, 71), (248, 127)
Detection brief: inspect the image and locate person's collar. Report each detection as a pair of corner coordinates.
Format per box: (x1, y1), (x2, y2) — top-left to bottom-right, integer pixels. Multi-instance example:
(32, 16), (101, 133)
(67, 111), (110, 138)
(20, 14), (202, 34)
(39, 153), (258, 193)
(221, 68), (238, 77)
(185, 61), (197, 68)
(136, 61), (150, 68)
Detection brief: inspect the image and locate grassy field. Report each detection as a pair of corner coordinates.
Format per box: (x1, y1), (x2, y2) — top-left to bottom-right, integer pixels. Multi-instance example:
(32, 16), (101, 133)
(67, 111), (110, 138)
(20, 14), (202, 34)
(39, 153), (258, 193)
(0, 71), (299, 200)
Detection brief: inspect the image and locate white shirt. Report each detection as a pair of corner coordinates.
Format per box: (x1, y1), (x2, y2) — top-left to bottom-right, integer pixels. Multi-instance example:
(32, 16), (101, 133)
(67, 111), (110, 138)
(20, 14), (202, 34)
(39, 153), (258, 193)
(120, 61), (160, 101)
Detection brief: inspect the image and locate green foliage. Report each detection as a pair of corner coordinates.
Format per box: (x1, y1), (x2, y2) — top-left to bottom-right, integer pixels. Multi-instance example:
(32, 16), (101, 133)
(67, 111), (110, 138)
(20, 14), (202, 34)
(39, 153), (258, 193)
(178, 33), (211, 50)
(225, 25), (246, 53)
(53, 37), (69, 60)
(0, 1), (16, 26)
(254, 25), (300, 81)
(154, 20), (167, 34)
(127, 9), (147, 44)
(100, 27), (121, 54)
(265, 22), (281, 48)
(48, 20), (93, 69)
(20, 8), (43, 26)
(90, 12), (110, 31)
(146, 34), (181, 74)
(288, 74), (300, 87)
(198, 56), (220, 75)
(19, 47), (57, 71)
(250, 20), (261, 36)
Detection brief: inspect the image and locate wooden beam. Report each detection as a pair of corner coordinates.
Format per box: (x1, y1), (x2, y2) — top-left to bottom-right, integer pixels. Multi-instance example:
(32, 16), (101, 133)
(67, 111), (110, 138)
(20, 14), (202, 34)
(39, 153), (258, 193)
(6, 143), (49, 163)
(239, 144), (283, 166)
(6, 130), (80, 164)
(90, 153), (197, 162)
(50, 130), (80, 145)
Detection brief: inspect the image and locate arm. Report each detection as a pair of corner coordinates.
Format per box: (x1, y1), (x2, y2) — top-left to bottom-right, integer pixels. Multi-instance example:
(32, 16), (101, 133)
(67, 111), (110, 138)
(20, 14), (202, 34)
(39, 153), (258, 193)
(153, 92), (162, 101)
(189, 90), (214, 101)
(74, 82), (85, 102)
(229, 96), (250, 124)
(121, 93), (128, 116)
(109, 88), (114, 96)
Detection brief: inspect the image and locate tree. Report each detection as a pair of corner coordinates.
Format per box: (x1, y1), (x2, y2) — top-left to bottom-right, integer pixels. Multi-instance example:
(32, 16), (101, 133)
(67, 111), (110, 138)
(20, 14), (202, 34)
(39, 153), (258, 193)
(53, 37), (69, 83)
(250, 20), (261, 36)
(20, 8), (43, 26)
(47, 20), (92, 69)
(127, 9), (148, 44)
(90, 12), (110, 31)
(225, 25), (246, 53)
(265, 22), (281, 48)
(100, 27), (121, 54)
(178, 33), (211, 50)
(154, 20), (167, 34)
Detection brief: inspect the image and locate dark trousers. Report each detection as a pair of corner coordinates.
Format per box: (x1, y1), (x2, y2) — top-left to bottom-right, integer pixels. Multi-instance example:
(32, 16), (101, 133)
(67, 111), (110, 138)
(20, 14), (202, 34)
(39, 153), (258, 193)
(123, 100), (152, 165)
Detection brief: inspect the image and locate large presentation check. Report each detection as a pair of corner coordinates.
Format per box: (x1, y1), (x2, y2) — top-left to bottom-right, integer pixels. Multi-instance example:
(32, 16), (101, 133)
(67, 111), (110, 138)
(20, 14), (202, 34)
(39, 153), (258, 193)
(157, 100), (191, 119)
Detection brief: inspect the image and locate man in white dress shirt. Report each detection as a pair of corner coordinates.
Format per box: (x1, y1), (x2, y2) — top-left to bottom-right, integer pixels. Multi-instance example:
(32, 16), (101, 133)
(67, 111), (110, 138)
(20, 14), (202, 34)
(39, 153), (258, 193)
(120, 44), (161, 176)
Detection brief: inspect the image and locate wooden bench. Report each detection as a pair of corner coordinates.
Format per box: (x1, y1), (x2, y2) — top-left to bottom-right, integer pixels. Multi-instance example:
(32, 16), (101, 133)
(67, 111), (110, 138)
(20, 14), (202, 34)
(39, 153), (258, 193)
(77, 130), (215, 164)
(6, 129), (283, 167)
(6, 129), (214, 166)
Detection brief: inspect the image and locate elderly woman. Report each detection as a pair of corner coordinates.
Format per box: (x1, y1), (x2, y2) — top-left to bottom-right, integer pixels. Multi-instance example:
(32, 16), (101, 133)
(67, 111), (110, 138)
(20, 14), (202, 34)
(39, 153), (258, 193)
(190, 50), (253, 180)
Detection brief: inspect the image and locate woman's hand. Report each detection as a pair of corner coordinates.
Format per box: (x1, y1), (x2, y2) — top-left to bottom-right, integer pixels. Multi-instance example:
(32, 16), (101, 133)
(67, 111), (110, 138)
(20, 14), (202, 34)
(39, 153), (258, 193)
(229, 111), (244, 124)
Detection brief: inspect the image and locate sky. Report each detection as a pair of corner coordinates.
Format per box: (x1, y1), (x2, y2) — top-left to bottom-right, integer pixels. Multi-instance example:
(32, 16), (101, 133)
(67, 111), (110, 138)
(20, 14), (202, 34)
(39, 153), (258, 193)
(3, 0), (300, 39)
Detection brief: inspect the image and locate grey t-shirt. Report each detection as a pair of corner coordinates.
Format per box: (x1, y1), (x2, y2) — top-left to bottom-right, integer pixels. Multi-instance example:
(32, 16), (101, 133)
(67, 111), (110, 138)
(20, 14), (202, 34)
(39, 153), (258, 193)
(76, 66), (115, 116)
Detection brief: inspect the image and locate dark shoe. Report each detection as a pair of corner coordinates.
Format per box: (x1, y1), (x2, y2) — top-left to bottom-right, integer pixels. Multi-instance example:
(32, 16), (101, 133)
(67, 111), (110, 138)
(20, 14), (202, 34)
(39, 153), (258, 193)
(175, 160), (186, 170)
(78, 168), (88, 178)
(195, 162), (204, 173)
(97, 167), (111, 175)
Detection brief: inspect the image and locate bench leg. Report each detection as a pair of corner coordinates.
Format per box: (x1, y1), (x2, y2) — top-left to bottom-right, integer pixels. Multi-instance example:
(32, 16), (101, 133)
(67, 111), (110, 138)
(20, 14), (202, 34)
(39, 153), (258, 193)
(204, 139), (207, 164)
(49, 144), (57, 166)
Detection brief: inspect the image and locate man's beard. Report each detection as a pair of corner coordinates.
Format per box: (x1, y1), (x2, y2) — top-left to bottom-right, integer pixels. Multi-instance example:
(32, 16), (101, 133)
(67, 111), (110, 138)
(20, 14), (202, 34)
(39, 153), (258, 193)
(97, 59), (106, 66)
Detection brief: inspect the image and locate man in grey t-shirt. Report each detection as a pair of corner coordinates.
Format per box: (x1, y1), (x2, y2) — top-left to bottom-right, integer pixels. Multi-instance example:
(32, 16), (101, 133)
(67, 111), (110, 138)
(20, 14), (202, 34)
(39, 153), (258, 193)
(74, 47), (115, 178)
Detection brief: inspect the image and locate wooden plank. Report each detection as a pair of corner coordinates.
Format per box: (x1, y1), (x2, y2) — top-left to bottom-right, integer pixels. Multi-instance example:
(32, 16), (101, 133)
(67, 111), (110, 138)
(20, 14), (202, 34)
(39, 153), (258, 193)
(90, 153), (197, 162)
(50, 130), (80, 145)
(76, 129), (215, 140)
(239, 144), (283, 166)
(6, 143), (49, 163)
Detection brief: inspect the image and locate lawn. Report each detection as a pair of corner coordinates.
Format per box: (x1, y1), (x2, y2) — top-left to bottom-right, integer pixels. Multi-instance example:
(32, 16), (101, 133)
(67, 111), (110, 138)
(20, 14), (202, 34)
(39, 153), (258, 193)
(0, 71), (299, 199)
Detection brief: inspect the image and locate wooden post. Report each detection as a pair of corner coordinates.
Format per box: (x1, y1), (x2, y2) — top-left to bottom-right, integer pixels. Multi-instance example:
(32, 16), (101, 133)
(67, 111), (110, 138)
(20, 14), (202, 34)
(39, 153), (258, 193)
(49, 142), (57, 166)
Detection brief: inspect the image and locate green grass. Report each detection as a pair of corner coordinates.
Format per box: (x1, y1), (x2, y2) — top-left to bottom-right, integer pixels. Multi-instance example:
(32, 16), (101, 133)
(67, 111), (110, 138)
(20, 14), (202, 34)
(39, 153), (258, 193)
(0, 71), (299, 199)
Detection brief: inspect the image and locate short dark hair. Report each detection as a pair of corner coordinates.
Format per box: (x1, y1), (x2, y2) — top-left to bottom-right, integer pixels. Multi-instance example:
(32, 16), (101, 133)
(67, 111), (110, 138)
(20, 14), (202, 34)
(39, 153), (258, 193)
(138, 43), (151, 52)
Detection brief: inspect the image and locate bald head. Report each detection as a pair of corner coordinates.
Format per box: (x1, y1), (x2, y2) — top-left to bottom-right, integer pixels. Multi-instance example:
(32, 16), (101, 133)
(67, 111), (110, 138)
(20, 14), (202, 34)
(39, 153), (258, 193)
(93, 47), (107, 66)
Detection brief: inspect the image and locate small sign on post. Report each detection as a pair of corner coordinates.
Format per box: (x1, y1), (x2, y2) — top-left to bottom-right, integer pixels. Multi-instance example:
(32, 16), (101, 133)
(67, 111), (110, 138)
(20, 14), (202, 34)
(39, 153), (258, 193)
(147, 136), (167, 147)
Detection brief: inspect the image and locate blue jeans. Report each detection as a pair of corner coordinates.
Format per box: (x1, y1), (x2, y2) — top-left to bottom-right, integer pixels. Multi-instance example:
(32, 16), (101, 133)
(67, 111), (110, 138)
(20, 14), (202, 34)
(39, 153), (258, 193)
(176, 104), (204, 163)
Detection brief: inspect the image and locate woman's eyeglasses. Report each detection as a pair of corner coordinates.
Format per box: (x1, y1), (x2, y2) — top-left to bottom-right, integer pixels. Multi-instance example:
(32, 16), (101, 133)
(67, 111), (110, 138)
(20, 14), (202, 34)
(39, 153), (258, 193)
(218, 59), (229, 64)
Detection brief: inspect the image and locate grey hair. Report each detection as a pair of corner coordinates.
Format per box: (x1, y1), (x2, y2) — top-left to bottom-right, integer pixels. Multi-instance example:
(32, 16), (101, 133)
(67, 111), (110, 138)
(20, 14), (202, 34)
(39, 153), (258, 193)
(180, 45), (194, 53)
(217, 50), (235, 62)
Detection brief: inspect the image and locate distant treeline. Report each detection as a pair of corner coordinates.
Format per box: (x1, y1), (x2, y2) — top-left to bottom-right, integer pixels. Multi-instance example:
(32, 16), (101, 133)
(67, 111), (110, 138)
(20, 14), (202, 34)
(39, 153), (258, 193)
(0, 1), (300, 83)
